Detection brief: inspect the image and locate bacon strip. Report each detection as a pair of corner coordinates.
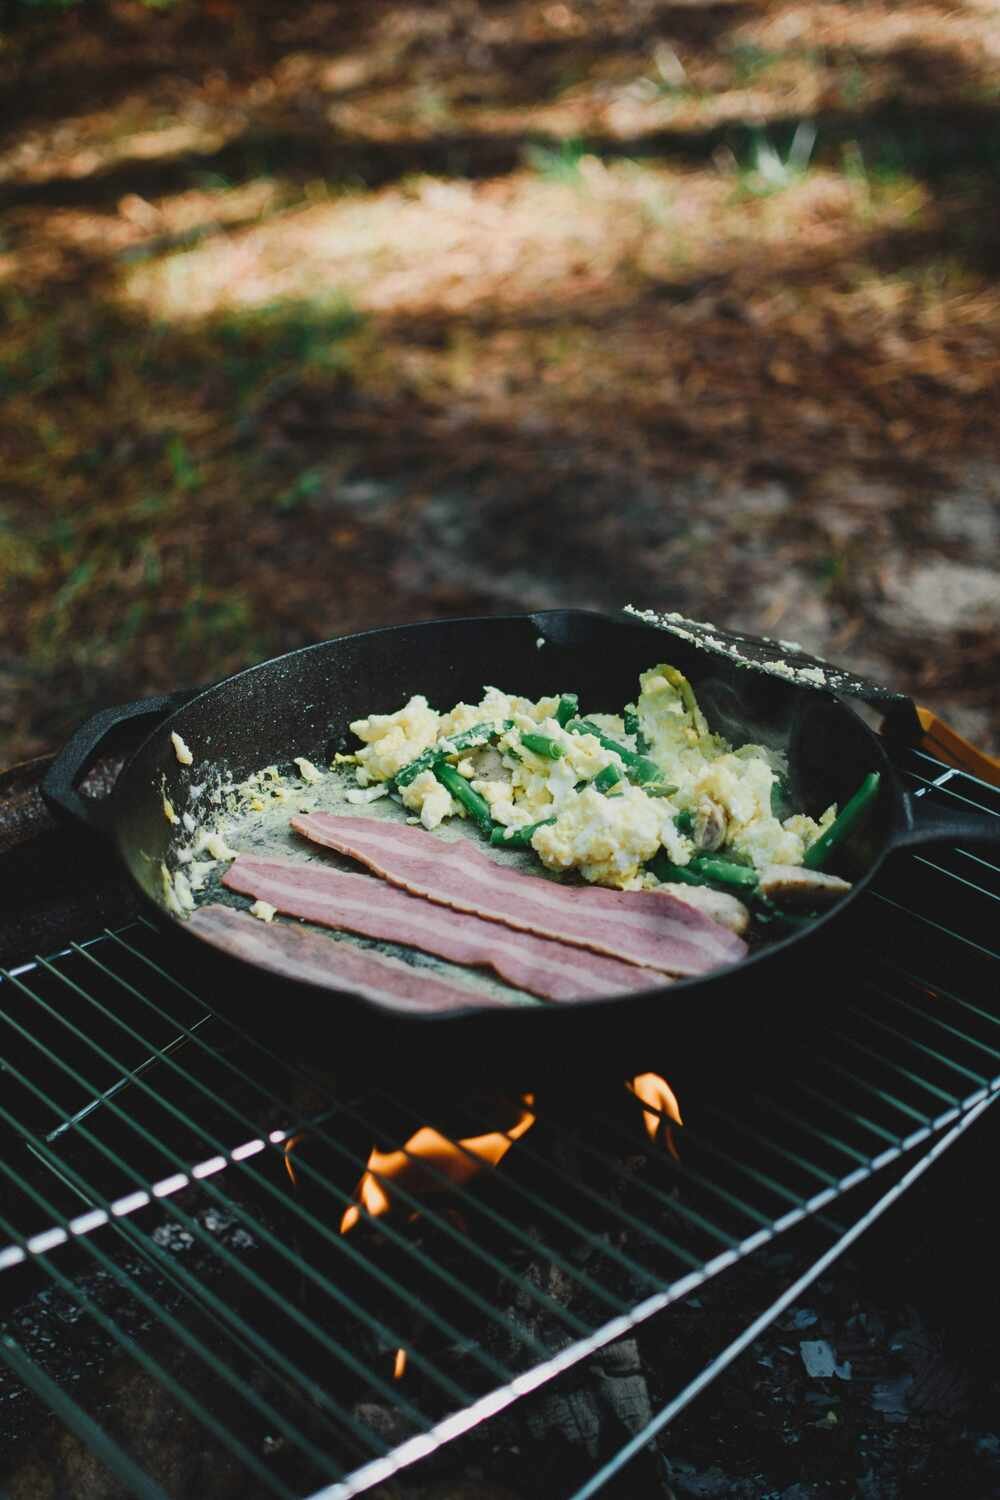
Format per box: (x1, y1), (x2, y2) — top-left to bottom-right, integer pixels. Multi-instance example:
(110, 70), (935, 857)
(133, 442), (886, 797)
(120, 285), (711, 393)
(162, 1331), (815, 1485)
(291, 815), (747, 976)
(188, 904), (511, 1013)
(222, 855), (665, 1001)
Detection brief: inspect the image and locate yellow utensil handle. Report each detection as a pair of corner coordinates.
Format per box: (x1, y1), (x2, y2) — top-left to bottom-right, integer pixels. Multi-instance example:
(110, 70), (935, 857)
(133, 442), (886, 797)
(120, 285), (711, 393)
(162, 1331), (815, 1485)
(912, 706), (1000, 787)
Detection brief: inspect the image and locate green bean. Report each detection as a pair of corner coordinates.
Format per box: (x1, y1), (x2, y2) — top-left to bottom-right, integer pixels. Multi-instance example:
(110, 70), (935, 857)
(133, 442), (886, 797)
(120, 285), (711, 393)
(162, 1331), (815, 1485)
(674, 810), (695, 834)
(687, 855), (758, 890)
(645, 853), (706, 888)
(623, 707), (651, 752)
(593, 764), (622, 793)
(519, 732), (565, 761)
(644, 784), (679, 798)
(568, 719), (663, 786)
(646, 851), (758, 892)
(432, 763), (494, 833)
(802, 772), (880, 870)
(489, 818), (556, 848)
(555, 694), (579, 728)
(628, 759), (665, 786)
(393, 719), (513, 788)
(660, 665), (710, 738)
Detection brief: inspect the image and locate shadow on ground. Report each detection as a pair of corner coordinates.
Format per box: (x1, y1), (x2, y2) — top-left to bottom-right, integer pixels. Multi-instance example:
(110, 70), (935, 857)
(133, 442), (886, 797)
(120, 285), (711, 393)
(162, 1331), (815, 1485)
(2, 0), (999, 759)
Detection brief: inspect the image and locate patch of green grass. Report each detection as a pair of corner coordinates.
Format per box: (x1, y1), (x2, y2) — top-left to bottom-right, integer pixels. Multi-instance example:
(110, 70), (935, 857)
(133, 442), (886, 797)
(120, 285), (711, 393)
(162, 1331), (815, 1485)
(0, 286), (373, 727)
(726, 44), (786, 86)
(732, 122), (817, 196)
(860, 136), (911, 186)
(725, 43), (828, 87)
(640, 41), (701, 100)
(523, 136), (588, 184)
(0, 505), (40, 580)
(166, 434), (201, 492)
(853, 121), (1000, 184)
(274, 467), (325, 512)
(0, 324), (61, 394)
(213, 296), (365, 399)
(412, 85), (453, 125)
(816, 554), (847, 589)
(177, 588), (254, 650)
(838, 62), (869, 110)
(888, 255), (982, 297)
(113, 599), (150, 652)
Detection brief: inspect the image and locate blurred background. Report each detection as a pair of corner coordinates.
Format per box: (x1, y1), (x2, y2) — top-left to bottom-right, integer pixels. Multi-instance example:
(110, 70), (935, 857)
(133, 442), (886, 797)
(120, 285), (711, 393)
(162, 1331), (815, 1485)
(2, 0), (999, 767)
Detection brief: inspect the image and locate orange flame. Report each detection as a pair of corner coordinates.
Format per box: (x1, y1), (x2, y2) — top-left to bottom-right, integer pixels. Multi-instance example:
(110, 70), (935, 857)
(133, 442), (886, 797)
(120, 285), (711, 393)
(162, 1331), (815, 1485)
(627, 1073), (683, 1159)
(283, 1132), (304, 1187)
(340, 1094), (536, 1235)
(393, 1347), (407, 1380)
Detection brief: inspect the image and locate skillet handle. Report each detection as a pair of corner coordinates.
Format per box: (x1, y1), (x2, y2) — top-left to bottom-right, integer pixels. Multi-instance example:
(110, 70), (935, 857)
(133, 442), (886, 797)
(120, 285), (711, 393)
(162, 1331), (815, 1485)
(894, 789), (1000, 852)
(41, 691), (200, 836)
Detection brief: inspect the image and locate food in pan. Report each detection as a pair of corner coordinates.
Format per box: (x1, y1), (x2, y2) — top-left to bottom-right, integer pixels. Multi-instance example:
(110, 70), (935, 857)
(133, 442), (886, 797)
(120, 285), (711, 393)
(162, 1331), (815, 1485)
(287, 816), (747, 974)
(221, 852), (671, 998)
(189, 904), (514, 1012)
(340, 663), (878, 921)
(176, 660), (878, 1009)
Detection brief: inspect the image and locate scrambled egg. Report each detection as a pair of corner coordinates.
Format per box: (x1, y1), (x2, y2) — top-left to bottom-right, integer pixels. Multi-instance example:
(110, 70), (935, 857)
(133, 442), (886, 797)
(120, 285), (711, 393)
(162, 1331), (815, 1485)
(293, 756), (324, 785)
(399, 768), (456, 830)
(439, 688), (560, 739)
(629, 665), (836, 870)
(170, 731), (193, 766)
(350, 695), (441, 784)
(532, 784), (690, 887)
(349, 669), (834, 889)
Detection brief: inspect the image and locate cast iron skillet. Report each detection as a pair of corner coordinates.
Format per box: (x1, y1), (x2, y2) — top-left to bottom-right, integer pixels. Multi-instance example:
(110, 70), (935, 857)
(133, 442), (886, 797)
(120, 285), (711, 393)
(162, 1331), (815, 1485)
(41, 610), (999, 1082)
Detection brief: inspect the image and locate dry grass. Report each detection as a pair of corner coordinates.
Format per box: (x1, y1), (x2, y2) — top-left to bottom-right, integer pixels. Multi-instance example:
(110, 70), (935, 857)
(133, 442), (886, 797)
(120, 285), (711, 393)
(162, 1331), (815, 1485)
(2, 0), (999, 761)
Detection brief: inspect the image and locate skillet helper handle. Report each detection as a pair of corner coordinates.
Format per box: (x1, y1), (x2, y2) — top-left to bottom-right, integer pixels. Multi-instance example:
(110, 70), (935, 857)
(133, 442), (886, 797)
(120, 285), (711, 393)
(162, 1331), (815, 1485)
(41, 691), (199, 836)
(895, 788), (1000, 852)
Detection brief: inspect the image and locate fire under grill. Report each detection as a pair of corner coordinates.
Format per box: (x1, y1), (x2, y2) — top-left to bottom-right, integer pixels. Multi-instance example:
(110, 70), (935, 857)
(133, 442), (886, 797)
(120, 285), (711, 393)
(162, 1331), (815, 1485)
(0, 744), (997, 1499)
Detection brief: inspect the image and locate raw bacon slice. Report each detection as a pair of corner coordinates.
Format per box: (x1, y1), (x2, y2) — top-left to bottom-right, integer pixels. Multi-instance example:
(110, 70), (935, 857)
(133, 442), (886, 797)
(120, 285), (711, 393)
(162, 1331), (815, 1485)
(188, 904), (510, 1013)
(291, 815), (747, 976)
(222, 855), (666, 1001)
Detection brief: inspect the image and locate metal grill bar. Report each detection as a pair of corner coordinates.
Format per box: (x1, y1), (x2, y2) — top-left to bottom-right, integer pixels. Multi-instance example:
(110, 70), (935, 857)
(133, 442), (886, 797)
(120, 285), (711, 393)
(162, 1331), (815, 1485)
(102, 925), (651, 1330)
(0, 1332), (173, 1500)
(354, 1087), (716, 1268)
(568, 1089), (998, 1500)
(1, 1114), (409, 1470)
(0, 1194), (312, 1498)
(319, 1087), (652, 1308)
(0, 1067), (439, 1475)
(0, 744), (995, 1500)
(99, 941), (638, 1340)
(47, 945), (556, 1371)
(868, 891), (998, 961)
(0, 972), (522, 1419)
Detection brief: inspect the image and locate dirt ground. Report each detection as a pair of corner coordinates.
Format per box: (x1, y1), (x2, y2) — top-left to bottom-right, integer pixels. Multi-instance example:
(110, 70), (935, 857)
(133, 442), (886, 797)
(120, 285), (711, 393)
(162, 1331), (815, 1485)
(2, 0), (999, 766)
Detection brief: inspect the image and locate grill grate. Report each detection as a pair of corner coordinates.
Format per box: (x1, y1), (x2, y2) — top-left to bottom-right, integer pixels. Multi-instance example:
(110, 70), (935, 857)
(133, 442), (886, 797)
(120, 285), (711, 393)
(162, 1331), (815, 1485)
(0, 745), (997, 1499)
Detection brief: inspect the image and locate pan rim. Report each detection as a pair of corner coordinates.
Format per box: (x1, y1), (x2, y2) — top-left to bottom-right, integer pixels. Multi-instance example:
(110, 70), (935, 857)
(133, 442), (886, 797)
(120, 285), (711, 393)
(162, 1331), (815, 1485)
(113, 609), (895, 1023)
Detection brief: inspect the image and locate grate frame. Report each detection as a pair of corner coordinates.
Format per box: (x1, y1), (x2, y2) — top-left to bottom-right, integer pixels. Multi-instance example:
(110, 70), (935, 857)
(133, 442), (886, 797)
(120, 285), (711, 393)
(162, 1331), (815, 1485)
(0, 745), (996, 1499)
